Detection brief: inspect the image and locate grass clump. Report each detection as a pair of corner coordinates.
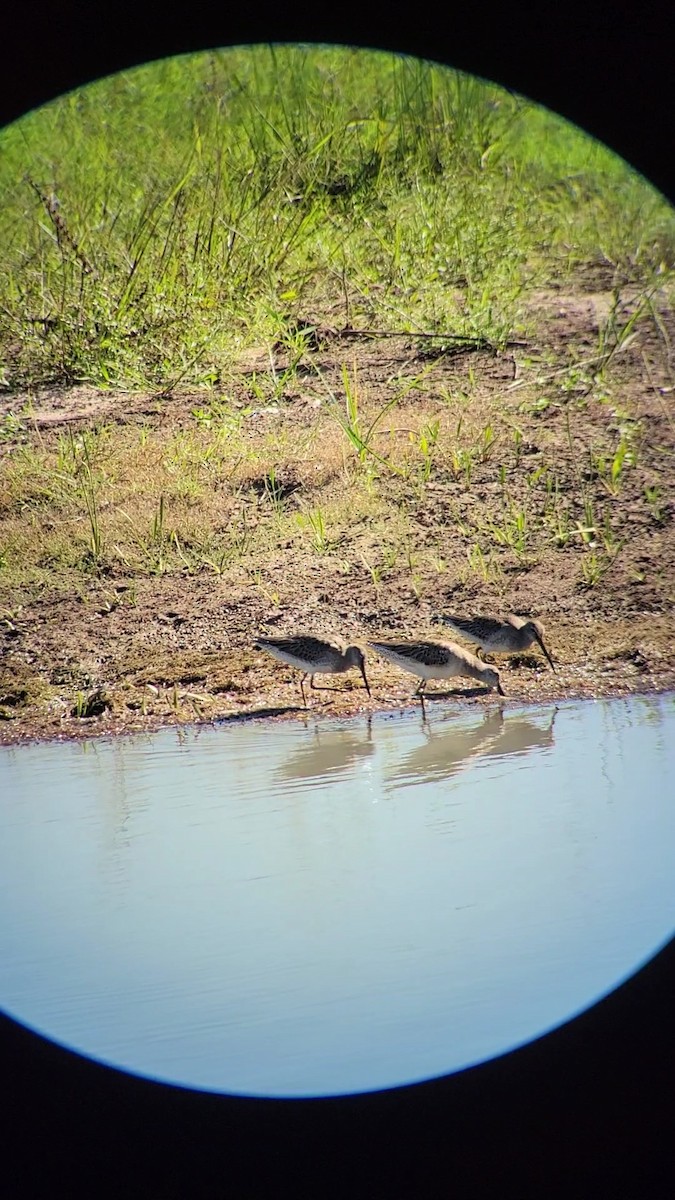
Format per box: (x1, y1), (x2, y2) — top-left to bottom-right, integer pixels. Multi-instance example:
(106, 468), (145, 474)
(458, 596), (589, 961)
(1, 45), (673, 395)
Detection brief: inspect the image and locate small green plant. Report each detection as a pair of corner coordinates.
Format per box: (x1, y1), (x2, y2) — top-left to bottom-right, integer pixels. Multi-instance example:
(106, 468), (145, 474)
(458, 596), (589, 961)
(512, 426), (524, 465)
(579, 513), (623, 587)
(150, 494), (166, 573)
(248, 373), (270, 406)
(595, 286), (658, 377)
(403, 538), (423, 598)
(610, 436), (636, 486)
(599, 509), (624, 557)
(342, 363), (365, 463)
(192, 397), (251, 432)
(525, 395), (552, 415)
(551, 516), (571, 548)
(202, 516), (253, 575)
(360, 552), (383, 590)
(593, 434), (636, 495)
(249, 569), (280, 606)
(479, 423), (496, 462)
(169, 529), (193, 570)
(575, 496), (597, 546)
(450, 446), (475, 486)
(121, 582), (138, 607)
(277, 323), (317, 372)
(415, 419), (440, 483)
(546, 502), (573, 547)
(467, 542), (501, 583)
(486, 504), (529, 555)
(67, 429), (105, 566)
(298, 507), (330, 553)
(262, 466), (286, 512)
(203, 548), (232, 576)
(644, 485), (665, 522)
(70, 688), (110, 718)
(0, 412), (26, 441)
(245, 335), (309, 407)
(561, 364), (594, 397)
(580, 552), (604, 587)
(527, 465), (547, 488)
(98, 590), (120, 614)
(322, 363), (403, 477)
(543, 469), (558, 500)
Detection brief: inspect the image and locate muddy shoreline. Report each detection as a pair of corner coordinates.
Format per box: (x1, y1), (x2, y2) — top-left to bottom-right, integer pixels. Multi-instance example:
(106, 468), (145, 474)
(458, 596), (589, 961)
(2, 609), (674, 748)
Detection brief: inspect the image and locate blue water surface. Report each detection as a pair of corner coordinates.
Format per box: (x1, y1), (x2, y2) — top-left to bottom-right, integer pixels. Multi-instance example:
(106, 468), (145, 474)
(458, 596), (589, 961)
(1, 693), (673, 1097)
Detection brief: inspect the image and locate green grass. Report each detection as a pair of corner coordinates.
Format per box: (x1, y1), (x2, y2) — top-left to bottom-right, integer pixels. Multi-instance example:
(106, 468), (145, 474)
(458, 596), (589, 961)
(0, 350), (664, 599)
(0, 42), (673, 640)
(1, 44), (674, 394)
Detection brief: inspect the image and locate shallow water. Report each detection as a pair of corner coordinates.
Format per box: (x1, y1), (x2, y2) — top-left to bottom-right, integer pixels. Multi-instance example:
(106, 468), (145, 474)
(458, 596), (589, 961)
(1, 693), (674, 1098)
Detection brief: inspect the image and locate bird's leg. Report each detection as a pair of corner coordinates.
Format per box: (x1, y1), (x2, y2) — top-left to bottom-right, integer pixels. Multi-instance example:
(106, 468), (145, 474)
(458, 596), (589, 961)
(300, 674), (308, 706)
(415, 678), (427, 697)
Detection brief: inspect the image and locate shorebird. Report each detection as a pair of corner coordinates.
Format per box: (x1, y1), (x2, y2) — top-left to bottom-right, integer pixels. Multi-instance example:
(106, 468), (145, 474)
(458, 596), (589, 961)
(367, 639), (505, 700)
(254, 635), (371, 706)
(432, 614), (556, 672)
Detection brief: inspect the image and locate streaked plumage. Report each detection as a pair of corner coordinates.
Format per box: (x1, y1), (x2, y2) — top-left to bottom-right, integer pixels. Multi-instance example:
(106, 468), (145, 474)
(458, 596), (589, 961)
(368, 639), (505, 698)
(433, 614), (556, 672)
(255, 635), (370, 705)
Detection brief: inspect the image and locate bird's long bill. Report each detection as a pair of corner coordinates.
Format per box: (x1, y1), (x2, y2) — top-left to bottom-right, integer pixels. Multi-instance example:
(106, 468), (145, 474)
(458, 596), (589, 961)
(360, 664), (372, 696)
(536, 633), (556, 672)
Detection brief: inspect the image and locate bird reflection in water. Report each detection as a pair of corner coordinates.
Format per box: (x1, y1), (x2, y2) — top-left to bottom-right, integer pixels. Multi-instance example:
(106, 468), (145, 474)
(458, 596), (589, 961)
(387, 706), (557, 791)
(275, 715), (374, 789)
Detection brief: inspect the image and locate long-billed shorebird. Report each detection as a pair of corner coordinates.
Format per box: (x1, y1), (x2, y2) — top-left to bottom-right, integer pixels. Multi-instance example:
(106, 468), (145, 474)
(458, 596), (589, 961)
(255, 635), (371, 706)
(432, 614), (556, 672)
(368, 639), (505, 700)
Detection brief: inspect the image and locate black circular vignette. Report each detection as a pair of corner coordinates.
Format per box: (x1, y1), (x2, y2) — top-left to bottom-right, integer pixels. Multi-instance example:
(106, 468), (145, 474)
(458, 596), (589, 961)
(2, 3), (675, 1197)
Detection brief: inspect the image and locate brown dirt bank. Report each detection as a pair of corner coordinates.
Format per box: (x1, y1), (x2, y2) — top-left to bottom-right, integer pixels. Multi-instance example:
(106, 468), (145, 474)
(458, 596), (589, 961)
(1, 283), (674, 745)
(1, 577), (673, 748)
